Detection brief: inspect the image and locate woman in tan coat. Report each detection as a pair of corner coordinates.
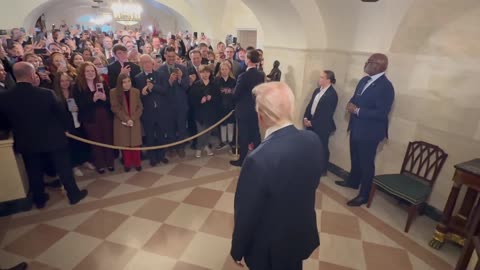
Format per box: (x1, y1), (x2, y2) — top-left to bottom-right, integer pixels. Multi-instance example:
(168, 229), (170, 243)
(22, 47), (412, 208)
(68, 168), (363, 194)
(110, 73), (144, 172)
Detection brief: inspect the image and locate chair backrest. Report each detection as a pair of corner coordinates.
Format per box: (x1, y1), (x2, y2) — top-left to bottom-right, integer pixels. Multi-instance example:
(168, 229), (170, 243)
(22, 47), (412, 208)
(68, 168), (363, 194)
(400, 141), (448, 187)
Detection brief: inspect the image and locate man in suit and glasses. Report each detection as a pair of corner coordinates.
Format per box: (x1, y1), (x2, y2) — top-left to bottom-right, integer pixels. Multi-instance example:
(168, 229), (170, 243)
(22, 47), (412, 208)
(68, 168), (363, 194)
(157, 46), (190, 158)
(304, 70), (338, 175)
(231, 82), (324, 270)
(335, 53), (395, 207)
(134, 54), (173, 166)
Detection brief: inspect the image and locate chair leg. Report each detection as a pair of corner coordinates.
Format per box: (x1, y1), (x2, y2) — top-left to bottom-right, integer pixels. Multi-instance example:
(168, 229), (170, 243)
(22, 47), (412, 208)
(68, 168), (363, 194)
(405, 204), (419, 233)
(367, 184), (377, 208)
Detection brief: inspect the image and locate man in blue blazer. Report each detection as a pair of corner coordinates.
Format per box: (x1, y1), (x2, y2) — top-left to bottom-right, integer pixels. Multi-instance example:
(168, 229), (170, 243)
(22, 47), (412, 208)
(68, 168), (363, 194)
(134, 54), (174, 166)
(157, 46), (190, 158)
(336, 53), (395, 207)
(231, 82), (324, 270)
(230, 49), (265, 167)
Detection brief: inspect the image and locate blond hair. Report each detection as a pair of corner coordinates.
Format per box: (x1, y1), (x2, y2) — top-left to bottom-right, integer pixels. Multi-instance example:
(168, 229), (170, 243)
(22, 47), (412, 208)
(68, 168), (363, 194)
(253, 82), (295, 125)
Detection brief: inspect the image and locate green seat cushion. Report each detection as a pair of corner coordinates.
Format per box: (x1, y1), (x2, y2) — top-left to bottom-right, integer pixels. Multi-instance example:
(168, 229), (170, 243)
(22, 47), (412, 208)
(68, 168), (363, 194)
(373, 173), (432, 205)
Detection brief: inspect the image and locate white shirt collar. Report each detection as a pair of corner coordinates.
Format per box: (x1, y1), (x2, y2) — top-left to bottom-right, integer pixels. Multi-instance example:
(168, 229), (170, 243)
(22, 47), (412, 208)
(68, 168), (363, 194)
(0, 82), (5, 88)
(320, 84), (331, 92)
(369, 72), (385, 82)
(265, 122), (293, 139)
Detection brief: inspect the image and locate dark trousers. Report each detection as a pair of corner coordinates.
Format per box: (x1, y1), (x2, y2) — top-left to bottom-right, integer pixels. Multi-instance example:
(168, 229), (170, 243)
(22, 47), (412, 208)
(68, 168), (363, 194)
(175, 109), (188, 149)
(245, 254), (302, 270)
(349, 136), (380, 198)
(237, 116), (261, 162)
(83, 108), (115, 169)
(23, 148), (81, 204)
(318, 132), (330, 174)
(144, 122), (169, 162)
(187, 108), (198, 148)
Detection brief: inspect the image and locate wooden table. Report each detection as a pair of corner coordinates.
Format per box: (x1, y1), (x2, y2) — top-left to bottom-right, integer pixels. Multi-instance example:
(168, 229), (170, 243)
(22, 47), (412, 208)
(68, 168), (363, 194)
(429, 159), (480, 250)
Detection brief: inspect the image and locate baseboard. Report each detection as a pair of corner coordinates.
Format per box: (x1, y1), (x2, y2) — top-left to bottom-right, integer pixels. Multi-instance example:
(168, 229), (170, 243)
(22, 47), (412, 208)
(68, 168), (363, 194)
(0, 197), (32, 217)
(327, 162), (443, 222)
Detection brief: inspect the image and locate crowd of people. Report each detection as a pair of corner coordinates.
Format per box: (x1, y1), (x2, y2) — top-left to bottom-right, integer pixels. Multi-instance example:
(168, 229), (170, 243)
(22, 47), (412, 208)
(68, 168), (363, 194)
(0, 26), (275, 210)
(1, 24), (395, 270)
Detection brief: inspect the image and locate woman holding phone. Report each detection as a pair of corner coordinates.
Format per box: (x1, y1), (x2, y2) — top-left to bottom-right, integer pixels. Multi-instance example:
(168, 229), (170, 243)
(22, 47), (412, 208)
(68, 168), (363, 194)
(48, 52), (77, 80)
(74, 62), (115, 174)
(54, 72), (94, 176)
(214, 61), (236, 150)
(110, 73), (143, 172)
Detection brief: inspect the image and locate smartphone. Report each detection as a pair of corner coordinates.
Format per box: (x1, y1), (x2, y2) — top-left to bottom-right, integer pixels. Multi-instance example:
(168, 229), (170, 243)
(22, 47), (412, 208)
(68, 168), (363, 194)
(232, 37), (238, 44)
(0, 29), (8, 36)
(95, 83), (105, 93)
(155, 54), (162, 59)
(6, 39), (14, 48)
(201, 32), (205, 37)
(171, 34), (176, 40)
(147, 73), (154, 83)
(98, 67), (108, 75)
(37, 66), (46, 73)
(193, 32), (198, 39)
(66, 98), (77, 112)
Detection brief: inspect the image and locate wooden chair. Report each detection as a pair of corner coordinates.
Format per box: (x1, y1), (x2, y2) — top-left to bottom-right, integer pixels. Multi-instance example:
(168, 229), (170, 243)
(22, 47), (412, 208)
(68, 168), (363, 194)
(367, 141), (448, 233)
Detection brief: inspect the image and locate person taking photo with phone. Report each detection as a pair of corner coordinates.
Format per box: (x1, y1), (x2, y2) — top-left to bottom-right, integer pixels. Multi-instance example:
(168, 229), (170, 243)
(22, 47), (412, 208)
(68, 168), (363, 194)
(107, 44), (141, 88)
(74, 62), (115, 174)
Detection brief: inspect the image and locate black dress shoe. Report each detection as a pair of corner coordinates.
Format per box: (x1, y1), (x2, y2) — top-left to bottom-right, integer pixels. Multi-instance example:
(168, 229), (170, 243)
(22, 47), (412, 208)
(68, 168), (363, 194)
(335, 181), (359, 189)
(161, 158), (169, 164)
(97, 168), (106, 174)
(7, 262), (28, 270)
(135, 166), (142, 172)
(69, 190), (88, 205)
(124, 167), (131, 172)
(107, 166), (115, 172)
(230, 160), (243, 167)
(149, 160), (158, 167)
(347, 196), (368, 207)
(34, 193), (50, 209)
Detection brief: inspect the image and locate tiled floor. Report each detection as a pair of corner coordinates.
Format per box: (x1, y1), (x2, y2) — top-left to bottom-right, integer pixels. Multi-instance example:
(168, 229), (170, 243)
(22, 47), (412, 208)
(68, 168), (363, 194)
(0, 150), (461, 270)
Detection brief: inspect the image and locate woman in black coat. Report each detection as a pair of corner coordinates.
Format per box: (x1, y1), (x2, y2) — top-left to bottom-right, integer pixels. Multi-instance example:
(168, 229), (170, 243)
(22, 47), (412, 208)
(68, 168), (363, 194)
(189, 65), (221, 158)
(303, 70), (338, 175)
(213, 61), (236, 150)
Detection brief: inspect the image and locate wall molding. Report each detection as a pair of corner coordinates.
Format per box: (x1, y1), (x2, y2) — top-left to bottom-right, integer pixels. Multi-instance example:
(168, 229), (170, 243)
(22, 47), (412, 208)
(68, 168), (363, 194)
(327, 162), (443, 222)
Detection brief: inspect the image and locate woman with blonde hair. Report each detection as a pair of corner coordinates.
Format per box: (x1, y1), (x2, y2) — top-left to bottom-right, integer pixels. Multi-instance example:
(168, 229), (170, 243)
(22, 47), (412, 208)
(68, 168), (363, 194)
(110, 73), (144, 172)
(214, 61), (236, 150)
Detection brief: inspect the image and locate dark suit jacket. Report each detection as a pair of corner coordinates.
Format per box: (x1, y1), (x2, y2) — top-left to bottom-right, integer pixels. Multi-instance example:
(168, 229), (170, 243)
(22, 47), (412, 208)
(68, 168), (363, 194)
(107, 61), (142, 89)
(233, 67), (265, 120)
(304, 86), (338, 136)
(0, 82), (69, 153)
(348, 74), (395, 142)
(73, 83), (112, 124)
(157, 63), (190, 113)
(231, 125), (323, 265)
(134, 71), (175, 128)
(188, 80), (221, 126)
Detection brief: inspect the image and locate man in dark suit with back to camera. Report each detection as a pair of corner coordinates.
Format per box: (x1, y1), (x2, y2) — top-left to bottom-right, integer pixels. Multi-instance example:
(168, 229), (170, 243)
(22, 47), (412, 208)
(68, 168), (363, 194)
(0, 62), (88, 209)
(231, 82), (324, 270)
(335, 53), (395, 207)
(230, 49), (265, 167)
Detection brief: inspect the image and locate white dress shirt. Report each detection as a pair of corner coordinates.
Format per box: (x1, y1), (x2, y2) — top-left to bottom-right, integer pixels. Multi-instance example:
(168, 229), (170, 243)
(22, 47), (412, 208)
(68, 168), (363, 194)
(265, 122), (293, 140)
(360, 72), (385, 95)
(310, 85), (330, 116)
(355, 72), (385, 116)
